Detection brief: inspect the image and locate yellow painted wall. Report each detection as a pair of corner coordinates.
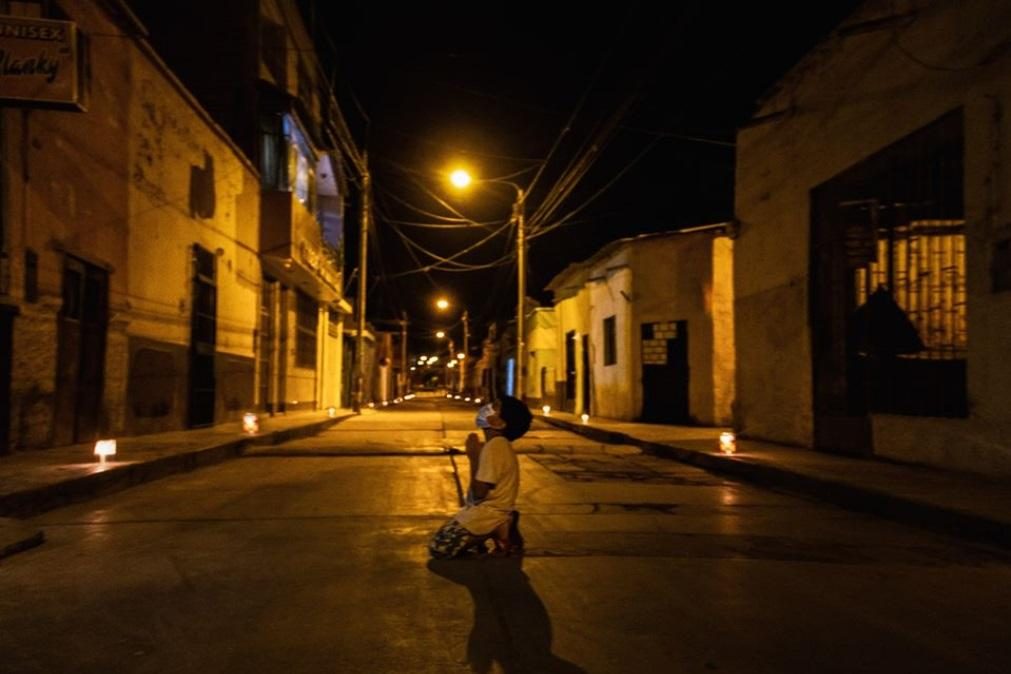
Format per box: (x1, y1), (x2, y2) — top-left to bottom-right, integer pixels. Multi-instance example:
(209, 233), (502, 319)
(3, 2), (261, 442)
(553, 286), (591, 414)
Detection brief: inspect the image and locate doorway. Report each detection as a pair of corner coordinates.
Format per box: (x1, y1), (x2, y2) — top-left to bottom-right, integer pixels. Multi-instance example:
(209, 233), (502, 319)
(0, 305), (11, 453)
(581, 334), (591, 415)
(640, 320), (689, 423)
(188, 245), (216, 428)
(53, 257), (109, 445)
(258, 277), (277, 412)
(564, 330), (576, 411)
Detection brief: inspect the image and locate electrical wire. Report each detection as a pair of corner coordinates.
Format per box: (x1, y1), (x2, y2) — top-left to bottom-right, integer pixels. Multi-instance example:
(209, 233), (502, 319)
(530, 138), (660, 240)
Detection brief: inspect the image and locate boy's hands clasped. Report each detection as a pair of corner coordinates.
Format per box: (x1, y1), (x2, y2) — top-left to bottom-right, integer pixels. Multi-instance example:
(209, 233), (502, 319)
(465, 432), (482, 459)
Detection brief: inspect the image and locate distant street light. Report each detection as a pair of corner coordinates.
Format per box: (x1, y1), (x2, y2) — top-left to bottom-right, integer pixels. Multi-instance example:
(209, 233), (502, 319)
(436, 330), (446, 339)
(436, 297), (450, 311)
(449, 167), (526, 401)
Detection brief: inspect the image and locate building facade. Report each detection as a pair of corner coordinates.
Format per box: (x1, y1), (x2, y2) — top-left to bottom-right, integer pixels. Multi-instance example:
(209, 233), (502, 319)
(545, 229), (735, 424)
(734, 0), (1011, 474)
(134, 0), (353, 416)
(0, 0), (262, 448)
(524, 307), (557, 408)
(0, 0), (355, 452)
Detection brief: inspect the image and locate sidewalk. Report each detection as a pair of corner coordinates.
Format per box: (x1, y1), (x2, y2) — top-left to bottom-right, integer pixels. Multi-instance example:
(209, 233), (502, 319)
(0, 409), (354, 559)
(538, 411), (1011, 550)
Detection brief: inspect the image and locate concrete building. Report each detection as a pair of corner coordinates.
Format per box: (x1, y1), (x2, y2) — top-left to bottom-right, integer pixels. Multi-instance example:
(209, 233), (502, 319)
(545, 229), (735, 424)
(524, 307), (558, 408)
(734, 0), (1011, 474)
(133, 0), (353, 416)
(0, 1), (262, 448)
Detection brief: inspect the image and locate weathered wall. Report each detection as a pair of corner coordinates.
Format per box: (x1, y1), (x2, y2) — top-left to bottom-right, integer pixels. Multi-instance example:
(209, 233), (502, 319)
(553, 286), (591, 414)
(633, 235), (725, 424)
(588, 263), (635, 419)
(2, 2), (261, 446)
(711, 237), (735, 426)
(525, 308), (557, 404)
(735, 0), (1011, 472)
(128, 42), (261, 430)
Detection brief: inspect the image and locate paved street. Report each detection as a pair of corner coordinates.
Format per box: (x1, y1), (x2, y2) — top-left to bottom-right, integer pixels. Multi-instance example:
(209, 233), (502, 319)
(2, 399), (1009, 673)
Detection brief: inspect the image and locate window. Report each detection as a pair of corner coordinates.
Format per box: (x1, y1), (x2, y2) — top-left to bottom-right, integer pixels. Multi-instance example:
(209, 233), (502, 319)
(813, 108), (967, 419)
(259, 113), (317, 215)
(24, 249), (37, 303)
(295, 290), (317, 368)
(259, 113), (284, 190)
(603, 316), (616, 366)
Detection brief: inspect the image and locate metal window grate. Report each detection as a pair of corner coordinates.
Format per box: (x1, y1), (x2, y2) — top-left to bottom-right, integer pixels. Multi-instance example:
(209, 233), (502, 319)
(855, 219), (966, 360)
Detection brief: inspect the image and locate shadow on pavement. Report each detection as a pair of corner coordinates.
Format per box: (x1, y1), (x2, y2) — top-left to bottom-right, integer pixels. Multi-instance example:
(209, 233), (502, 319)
(427, 557), (585, 674)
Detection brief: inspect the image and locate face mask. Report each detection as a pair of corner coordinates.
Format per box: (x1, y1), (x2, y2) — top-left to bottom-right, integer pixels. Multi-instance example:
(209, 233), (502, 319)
(475, 403), (496, 429)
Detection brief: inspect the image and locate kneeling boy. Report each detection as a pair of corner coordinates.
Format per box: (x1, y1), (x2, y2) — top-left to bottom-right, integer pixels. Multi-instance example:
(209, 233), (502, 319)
(429, 396), (531, 559)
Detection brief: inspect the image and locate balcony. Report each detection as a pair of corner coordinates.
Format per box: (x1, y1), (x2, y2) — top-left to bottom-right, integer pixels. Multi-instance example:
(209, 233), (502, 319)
(260, 190), (344, 306)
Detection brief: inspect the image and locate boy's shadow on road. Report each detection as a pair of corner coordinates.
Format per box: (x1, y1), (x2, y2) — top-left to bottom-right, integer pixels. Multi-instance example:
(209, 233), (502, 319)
(427, 557), (586, 674)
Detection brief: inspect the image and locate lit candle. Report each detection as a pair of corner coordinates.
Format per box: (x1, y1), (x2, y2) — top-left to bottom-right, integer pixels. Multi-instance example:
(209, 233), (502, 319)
(94, 439), (117, 464)
(242, 413), (259, 435)
(719, 432), (737, 455)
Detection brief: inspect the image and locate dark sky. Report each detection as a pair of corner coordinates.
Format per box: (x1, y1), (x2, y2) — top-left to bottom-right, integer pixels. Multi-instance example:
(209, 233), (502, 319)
(303, 1), (862, 353)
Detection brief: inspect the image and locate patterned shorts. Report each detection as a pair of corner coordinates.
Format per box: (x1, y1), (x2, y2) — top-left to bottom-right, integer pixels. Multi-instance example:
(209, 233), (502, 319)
(428, 520), (483, 560)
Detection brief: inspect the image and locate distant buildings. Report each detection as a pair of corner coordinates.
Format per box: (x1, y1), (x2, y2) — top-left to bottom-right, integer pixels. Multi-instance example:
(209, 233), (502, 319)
(516, 0), (1011, 478)
(539, 228), (735, 425)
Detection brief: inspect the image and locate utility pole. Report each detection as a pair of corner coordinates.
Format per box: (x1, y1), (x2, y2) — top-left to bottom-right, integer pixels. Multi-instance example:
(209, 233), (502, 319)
(461, 309), (469, 397)
(514, 189), (526, 402)
(353, 155), (369, 413)
(400, 310), (408, 396)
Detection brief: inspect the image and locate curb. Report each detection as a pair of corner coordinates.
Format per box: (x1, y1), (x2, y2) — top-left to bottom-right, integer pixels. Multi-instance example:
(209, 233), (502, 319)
(0, 414), (355, 521)
(540, 415), (1011, 551)
(0, 518), (45, 560)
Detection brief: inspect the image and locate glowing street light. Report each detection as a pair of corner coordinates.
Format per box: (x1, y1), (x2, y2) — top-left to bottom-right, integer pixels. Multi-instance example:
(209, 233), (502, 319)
(449, 169), (472, 189)
(436, 297), (450, 311)
(456, 352), (466, 360)
(436, 330), (446, 339)
(449, 166), (526, 401)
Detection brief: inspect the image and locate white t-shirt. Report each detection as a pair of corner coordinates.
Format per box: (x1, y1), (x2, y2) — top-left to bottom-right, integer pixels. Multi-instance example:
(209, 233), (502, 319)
(453, 436), (519, 535)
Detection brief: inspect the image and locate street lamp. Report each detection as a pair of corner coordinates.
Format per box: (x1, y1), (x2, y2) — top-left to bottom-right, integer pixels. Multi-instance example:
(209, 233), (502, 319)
(433, 296), (471, 398)
(449, 168), (526, 401)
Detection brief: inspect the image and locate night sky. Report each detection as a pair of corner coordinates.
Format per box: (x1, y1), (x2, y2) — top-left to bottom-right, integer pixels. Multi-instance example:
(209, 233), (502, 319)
(304, 1), (862, 352)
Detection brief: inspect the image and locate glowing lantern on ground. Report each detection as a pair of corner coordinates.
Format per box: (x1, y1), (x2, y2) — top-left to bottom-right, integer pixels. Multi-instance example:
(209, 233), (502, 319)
(94, 439), (117, 464)
(327, 406), (337, 418)
(542, 405), (551, 416)
(581, 413), (589, 424)
(719, 432), (737, 455)
(242, 413), (259, 435)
